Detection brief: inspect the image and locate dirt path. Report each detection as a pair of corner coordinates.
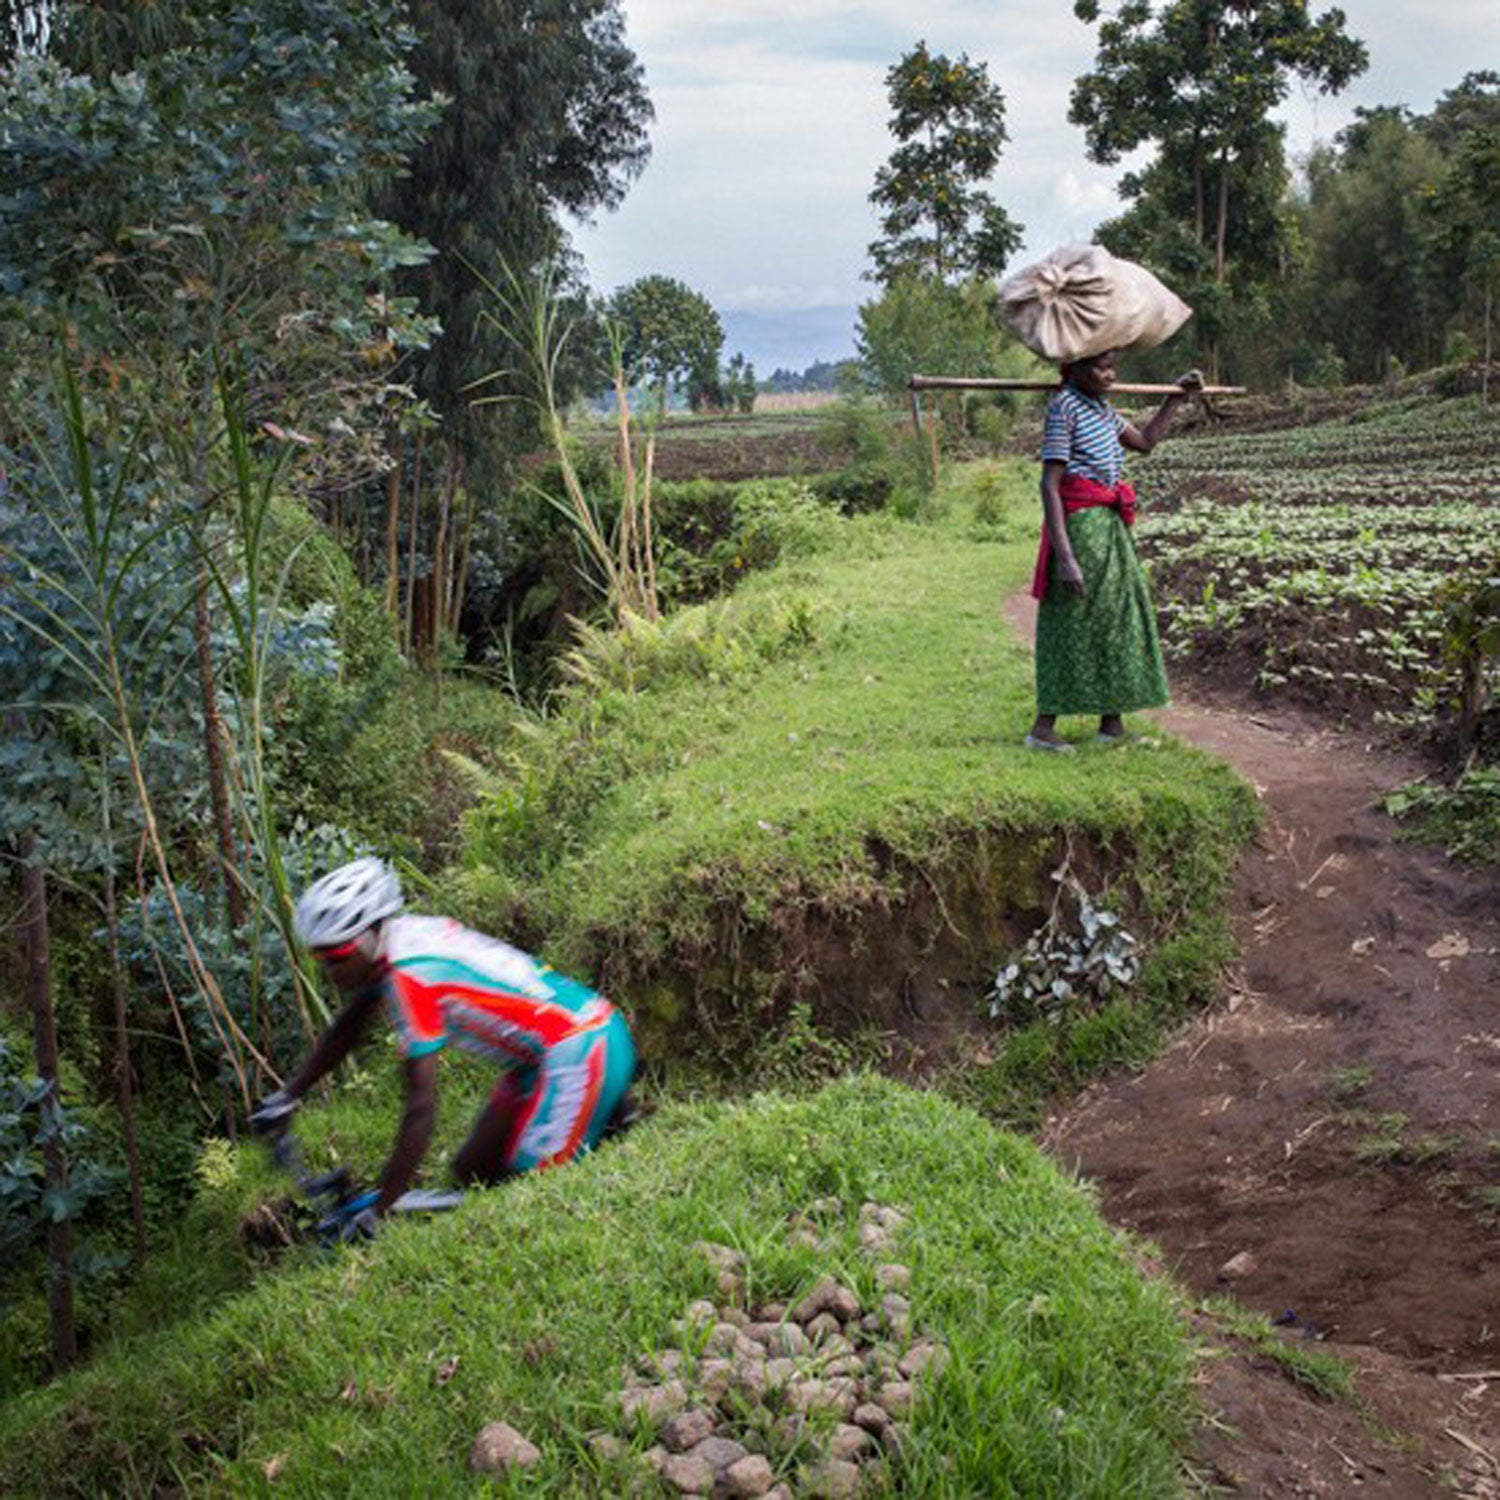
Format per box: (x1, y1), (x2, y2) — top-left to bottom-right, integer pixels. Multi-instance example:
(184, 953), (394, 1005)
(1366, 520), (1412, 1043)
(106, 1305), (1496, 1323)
(1006, 594), (1500, 1497)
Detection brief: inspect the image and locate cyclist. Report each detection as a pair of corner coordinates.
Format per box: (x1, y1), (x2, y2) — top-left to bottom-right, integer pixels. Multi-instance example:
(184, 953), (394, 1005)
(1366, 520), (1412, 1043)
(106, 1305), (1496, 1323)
(250, 857), (637, 1219)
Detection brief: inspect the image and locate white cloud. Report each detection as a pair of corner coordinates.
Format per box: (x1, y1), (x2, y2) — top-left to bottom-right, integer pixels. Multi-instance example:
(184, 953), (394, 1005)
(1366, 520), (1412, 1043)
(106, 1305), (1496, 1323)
(729, 283), (853, 310)
(1052, 171), (1119, 219)
(576, 1), (1497, 326)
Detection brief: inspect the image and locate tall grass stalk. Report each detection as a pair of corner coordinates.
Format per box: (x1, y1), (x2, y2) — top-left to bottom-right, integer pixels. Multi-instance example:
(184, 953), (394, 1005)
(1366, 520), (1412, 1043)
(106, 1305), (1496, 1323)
(203, 362), (328, 1046)
(0, 361), (270, 1105)
(470, 261), (659, 624)
(609, 323), (661, 622)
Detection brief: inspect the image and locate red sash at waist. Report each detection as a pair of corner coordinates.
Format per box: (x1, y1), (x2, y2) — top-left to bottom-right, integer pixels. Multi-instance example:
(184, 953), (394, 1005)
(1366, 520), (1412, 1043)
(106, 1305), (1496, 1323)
(1029, 474), (1137, 600)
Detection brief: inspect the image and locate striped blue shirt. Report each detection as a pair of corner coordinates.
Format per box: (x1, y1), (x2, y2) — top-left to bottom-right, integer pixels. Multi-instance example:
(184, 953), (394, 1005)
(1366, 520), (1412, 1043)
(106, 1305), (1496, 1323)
(1041, 385), (1128, 487)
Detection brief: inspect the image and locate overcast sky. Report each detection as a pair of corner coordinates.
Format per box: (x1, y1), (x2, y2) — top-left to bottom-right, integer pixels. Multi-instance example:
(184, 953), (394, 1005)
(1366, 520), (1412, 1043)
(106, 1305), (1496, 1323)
(571, 0), (1497, 360)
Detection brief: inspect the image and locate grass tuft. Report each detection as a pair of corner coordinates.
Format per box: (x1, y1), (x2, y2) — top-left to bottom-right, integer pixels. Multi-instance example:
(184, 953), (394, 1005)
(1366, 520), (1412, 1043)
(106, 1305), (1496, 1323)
(1202, 1296), (1355, 1402)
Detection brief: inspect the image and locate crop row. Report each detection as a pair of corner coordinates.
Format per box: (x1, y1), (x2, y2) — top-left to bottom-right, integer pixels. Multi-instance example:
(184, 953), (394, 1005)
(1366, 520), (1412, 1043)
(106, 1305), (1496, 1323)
(1135, 397), (1499, 741)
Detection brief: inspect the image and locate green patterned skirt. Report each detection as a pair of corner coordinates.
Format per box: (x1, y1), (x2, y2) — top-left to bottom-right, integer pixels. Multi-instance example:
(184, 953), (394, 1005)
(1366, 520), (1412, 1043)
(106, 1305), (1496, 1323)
(1035, 506), (1169, 717)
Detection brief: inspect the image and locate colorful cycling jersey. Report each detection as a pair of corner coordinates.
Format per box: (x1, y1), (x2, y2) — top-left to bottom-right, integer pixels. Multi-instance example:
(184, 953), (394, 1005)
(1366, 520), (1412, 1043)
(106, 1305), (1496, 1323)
(378, 914), (613, 1068)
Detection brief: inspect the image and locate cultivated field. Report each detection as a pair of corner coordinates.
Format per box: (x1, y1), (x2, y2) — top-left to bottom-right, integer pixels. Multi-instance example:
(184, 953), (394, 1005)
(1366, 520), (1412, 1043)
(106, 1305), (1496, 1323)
(752, 391), (843, 414)
(1135, 395), (1500, 744)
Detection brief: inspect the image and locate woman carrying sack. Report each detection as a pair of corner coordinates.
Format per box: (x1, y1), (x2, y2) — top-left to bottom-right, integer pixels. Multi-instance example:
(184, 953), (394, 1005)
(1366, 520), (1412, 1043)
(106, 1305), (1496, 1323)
(1024, 350), (1202, 750)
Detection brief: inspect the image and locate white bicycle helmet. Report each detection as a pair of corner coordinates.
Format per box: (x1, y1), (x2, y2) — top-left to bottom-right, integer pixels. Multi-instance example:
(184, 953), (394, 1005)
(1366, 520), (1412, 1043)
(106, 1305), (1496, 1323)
(294, 857), (403, 949)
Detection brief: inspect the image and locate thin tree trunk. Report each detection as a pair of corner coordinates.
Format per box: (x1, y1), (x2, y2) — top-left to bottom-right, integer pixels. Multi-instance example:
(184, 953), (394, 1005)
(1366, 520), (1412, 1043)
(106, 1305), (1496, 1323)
(101, 776), (147, 1265)
(432, 454), (453, 663)
(1193, 136), (1205, 243)
(1215, 160), (1229, 284)
(404, 432), (424, 659)
(615, 372), (639, 623)
(19, 833), (76, 1373)
(641, 434), (660, 622)
(1459, 634), (1485, 760)
(108, 650), (268, 1102)
(928, 121), (943, 280)
(448, 475), (475, 638)
(1485, 281), (1492, 406)
(384, 439), (402, 641)
(194, 572), (245, 929)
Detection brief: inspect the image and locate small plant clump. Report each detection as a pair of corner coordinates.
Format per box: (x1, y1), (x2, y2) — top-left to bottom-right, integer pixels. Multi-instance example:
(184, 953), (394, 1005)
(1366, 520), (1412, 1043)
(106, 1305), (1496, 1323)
(988, 870), (1141, 1026)
(1386, 766), (1500, 865)
(1326, 1062), (1374, 1102)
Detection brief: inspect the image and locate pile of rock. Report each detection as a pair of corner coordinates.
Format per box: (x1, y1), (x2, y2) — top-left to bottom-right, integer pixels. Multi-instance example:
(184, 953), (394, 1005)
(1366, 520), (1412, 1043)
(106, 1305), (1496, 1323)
(468, 1202), (945, 1495)
(594, 1201), (948, 1498)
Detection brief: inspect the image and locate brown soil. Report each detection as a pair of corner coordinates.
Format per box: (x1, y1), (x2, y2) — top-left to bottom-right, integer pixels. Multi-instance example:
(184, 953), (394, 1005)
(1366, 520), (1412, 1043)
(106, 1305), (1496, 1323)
(1007, 591), (1500, 1498)
(581, 414), (845, 482)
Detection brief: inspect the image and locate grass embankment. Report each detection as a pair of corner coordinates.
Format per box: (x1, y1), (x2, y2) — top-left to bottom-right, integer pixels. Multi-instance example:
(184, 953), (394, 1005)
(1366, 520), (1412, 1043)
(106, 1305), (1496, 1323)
(0, 1078), (1194, 1497)
(455, 460), (1257, 1118)
(0, 459), (1258, 1489)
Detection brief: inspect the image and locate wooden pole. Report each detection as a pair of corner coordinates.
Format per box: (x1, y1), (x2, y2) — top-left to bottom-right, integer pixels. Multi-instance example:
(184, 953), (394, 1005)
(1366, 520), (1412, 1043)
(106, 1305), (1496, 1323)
(908, 375), (1246, 396)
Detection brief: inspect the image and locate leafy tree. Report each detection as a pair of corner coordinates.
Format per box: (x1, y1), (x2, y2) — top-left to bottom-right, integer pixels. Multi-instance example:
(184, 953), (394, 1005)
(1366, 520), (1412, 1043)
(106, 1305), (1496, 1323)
(726, 353), (757, 414)
(686, 347), (726, 413)
(856, 275), (1033, 401)
(765, 360), (853, 395)
(0, 3), (438, 430)
(1285, 72), (1500, 383)
(867, 41), (1022, 285)
(374, 0), (653, 607)
(0, 1), (439, 1126)
(1421, 71), (1500, 153)
(1290, 109), (1447, 380)
(365, 3), (652, 664)
(1427, 125), (1500, 387)
(1071, 1), (1366, 371)
(1, 1), (199, 70)
(609, 275), (724, 411)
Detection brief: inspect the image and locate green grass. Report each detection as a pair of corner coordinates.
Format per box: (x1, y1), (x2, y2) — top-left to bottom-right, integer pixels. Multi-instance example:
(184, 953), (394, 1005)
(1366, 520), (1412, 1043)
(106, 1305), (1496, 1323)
(1201, 1296), (1355, 1402)
(1351, 1112), (1464, 1167)
(1386, 768), (1500, 867)
(0, 459), (1262, 1479)
(447, 460), (1256, 1106)
(1471, 1185), (1500, 1225)
(1326, 1063), (1374, 1102)
(0, 1077), (1194, 1498)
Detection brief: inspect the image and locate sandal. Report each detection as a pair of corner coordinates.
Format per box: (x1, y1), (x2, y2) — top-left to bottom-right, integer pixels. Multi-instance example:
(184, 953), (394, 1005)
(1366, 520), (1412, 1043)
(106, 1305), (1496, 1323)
(1024, 733), (1075, 754)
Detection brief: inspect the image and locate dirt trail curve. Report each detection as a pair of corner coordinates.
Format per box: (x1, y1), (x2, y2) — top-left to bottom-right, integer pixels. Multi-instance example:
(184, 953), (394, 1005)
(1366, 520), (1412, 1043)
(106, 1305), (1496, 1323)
(1006, 593), (1500, 1497)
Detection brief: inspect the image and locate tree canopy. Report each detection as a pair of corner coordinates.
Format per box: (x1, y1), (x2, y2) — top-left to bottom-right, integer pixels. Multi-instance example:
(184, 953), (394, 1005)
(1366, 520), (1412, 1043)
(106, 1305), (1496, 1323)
(608, 275), (724, 406)
(376, 0), (653, 472)
(867, 40), (1023, 286)
(1071, 0), (1366, 371)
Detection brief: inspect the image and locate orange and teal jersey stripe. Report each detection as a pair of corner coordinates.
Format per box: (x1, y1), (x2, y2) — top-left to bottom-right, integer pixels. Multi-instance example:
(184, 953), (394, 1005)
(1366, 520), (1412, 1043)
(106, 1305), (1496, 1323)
(380, 915), (613, 1068)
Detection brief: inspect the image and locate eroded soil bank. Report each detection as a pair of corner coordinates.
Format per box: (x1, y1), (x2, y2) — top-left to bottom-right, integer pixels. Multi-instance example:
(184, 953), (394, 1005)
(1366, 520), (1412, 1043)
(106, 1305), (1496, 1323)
(1010, 574), (1500, 1494)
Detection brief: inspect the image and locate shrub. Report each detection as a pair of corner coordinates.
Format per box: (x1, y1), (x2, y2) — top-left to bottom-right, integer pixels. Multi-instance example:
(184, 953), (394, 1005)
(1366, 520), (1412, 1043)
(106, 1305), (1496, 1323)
(655, 478), (845, 605)
(1386, 766), (1500, 864)
(815, 396), (896, 466)
(811, 463), (895, 515)
(464, 591), (821, 885)
(967, 396), (1019, 446)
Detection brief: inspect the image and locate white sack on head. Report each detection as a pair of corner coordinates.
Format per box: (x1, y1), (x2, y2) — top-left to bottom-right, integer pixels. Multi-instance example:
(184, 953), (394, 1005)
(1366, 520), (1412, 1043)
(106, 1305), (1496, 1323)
(996, 244), (1192, 363)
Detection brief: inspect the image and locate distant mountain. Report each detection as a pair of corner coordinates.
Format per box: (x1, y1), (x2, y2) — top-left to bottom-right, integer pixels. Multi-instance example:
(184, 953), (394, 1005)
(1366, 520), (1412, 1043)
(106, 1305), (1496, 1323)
(718, 306), (857, 378)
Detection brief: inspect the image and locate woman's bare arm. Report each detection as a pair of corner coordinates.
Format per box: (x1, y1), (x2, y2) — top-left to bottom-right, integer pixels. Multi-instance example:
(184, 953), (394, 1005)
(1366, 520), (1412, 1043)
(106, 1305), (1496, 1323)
(1041, 460), (1086, 597)
(1121, 370), (1204, 453)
